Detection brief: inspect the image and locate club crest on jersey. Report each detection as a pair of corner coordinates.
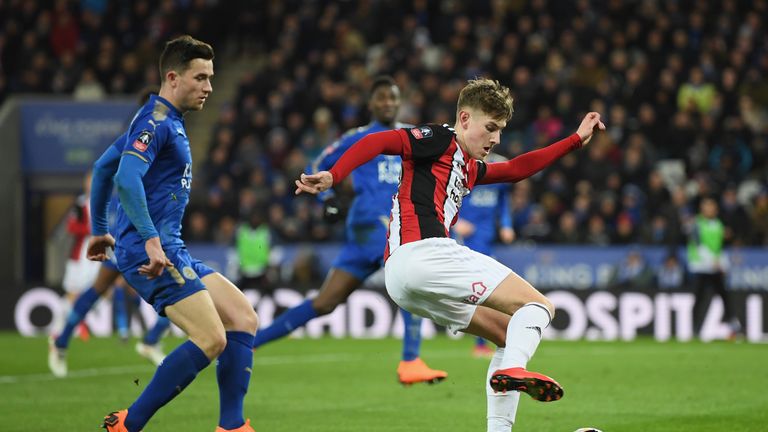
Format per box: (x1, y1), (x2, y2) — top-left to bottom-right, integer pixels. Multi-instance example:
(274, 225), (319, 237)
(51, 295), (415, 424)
(182, 266), (198, 280)
(410, 126), (433, 140)
(132, 130), (153, 152)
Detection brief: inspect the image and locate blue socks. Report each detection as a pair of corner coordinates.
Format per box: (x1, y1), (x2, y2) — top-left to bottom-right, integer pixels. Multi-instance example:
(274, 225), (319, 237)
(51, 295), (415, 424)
(217, 331), (254, 430)
(126, 340), (210, 431)
(55, 287), (99, 349)
(113, 287), (129, 339)
(252, 299), (317, 348)
(401, 308), (422, 361)
(143, 317), (171, 345)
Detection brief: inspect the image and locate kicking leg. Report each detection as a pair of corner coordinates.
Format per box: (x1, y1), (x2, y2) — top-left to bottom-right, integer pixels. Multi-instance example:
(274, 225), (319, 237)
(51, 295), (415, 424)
(471, 272), (562, 401)
(252, 268), (360, 348)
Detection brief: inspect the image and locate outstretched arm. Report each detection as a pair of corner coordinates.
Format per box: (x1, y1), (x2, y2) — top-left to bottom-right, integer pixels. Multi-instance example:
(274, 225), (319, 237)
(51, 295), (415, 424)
(479, 112), (605, 184)
(295, 130), (404, 195)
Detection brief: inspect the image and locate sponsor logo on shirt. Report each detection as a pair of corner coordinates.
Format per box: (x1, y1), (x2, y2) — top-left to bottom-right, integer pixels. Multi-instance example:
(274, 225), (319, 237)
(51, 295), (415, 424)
(132, 130), (153, 152)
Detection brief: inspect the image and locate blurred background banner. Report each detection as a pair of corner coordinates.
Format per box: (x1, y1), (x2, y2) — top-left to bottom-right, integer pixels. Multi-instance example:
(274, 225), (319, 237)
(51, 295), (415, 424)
(6, 284), (767, 343)
(183, 243), (768, 292)
(20, 100), (135, 173)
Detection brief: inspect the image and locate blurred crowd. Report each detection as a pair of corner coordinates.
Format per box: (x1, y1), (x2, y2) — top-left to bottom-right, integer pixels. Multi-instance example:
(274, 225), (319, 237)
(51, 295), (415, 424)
(0, 0), (233, 101)
(4, 0), (768, 249)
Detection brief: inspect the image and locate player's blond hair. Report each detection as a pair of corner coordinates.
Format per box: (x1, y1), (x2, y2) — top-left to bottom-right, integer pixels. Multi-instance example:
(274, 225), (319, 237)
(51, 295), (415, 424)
(456, 78), (514, 121)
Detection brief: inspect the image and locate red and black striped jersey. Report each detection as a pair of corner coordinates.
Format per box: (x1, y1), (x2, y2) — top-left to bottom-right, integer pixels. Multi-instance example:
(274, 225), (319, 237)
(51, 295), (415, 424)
(386, 124), (484, 258)
(327, 124), (582, 260)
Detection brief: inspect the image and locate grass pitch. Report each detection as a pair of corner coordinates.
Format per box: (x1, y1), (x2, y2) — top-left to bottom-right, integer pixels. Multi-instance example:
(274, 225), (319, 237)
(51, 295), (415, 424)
(0, 333), (766, 431)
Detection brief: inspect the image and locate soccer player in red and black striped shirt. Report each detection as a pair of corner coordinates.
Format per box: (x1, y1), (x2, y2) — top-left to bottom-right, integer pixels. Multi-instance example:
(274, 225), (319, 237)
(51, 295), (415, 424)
(296, 78), (605, 431)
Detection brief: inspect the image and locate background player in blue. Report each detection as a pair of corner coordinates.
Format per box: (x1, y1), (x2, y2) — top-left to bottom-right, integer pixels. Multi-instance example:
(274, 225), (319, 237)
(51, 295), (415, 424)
(252, 76), (447, 385)
(48, 89), (171, 378)
(87, 36), (258, 432)
(452, 153), (515, 358)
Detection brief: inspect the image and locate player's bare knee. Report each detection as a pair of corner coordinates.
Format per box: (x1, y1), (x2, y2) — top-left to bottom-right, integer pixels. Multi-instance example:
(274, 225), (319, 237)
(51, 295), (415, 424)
(251, 311), (260, 333)
(539, 297), (556, 320)
(207, 333), (227, 358)
(241, 309), (259, 334)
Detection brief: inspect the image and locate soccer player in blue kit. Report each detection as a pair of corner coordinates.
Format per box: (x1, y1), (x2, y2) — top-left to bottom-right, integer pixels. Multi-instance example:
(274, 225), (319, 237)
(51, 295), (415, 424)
(451, 160), (515, 358)
(87, 36), (258, 432)
(252, 76), (446, 385)
(48, 90), (171, 378)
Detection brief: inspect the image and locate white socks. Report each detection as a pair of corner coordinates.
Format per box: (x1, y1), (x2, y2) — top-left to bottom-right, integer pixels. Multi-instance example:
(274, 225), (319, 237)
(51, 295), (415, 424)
(487, 347), (519, 432)
(486, 302), (553, 432)
(499, 302), (552, 370)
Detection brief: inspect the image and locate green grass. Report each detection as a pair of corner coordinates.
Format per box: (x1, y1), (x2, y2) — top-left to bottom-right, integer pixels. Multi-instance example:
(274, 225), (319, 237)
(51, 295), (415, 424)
(0, 333), (766, 431)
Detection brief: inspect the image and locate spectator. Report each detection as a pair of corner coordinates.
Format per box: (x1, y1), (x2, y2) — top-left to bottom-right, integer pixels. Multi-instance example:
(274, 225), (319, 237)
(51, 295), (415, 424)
(236, 210), (272, 290)
(656, 253), (684, 290)
(609, 250), (654, 290)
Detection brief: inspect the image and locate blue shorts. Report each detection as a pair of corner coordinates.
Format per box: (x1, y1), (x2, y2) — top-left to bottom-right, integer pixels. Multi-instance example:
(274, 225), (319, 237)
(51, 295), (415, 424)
(332, 239), (385, 281)
(120, 247), (215, 316)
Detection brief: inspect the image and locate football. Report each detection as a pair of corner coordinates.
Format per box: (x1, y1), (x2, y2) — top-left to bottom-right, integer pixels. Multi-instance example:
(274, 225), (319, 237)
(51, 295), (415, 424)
(574, 429), (603, 432)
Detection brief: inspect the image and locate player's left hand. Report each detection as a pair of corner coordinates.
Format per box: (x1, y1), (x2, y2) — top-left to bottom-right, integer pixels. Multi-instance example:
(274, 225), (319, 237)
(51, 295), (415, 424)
(295, 172), (333, 195)
(86, 234), (115, 261)
(139, 237), (173, 279)
(576, 112), (606, 146)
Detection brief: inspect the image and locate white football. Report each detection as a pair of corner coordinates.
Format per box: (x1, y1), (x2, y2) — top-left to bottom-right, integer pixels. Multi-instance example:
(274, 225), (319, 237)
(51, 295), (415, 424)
(575, 429), (603, 432)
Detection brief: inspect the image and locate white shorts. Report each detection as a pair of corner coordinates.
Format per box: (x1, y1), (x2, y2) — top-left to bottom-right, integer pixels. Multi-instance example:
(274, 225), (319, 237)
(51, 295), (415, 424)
(63, 258), (101, 293)
(384, 237), (512, 334)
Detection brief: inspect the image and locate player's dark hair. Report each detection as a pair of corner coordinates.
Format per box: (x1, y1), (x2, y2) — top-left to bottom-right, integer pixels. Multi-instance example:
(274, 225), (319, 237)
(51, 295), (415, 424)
(159, 35), (214, 82)
(457, 78), (514, 121)
(369, 75), (397, 99)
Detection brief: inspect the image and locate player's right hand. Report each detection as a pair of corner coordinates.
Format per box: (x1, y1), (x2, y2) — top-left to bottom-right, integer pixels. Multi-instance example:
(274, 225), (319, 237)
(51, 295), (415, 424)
(139, 237), (173, 280)
(322, 196), (343, 223)
(87, 234), (116, 261)
(295, 172), (333, 195)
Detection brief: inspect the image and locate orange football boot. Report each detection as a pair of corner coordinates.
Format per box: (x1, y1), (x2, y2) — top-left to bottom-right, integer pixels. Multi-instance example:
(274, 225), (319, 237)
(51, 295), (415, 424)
(215, 419), (255, 432)
(397, 358), (447, 385)
(77, 322), (90, 342)
(102, 409), (131, 432)
(489, 367), (564, 402)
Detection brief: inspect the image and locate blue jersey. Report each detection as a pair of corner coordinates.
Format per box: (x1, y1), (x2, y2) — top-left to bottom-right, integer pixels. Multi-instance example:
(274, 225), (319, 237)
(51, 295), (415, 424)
(453, 183), (512, 255)
(113, 95), (192, 263)
(311, 120), (406, 243)
(310, 120), (407, 280)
